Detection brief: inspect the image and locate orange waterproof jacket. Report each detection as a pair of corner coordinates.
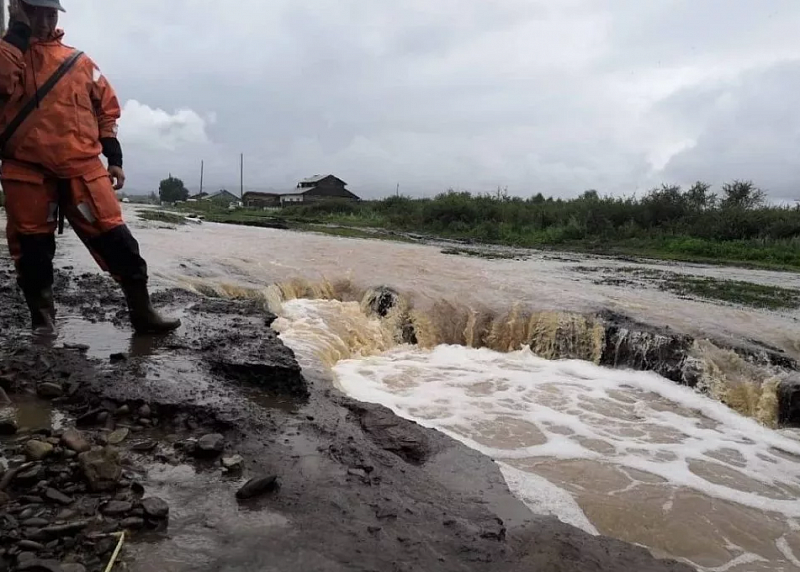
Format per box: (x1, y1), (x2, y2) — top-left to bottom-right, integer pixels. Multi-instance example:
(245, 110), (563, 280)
(0, 26), (121, 178)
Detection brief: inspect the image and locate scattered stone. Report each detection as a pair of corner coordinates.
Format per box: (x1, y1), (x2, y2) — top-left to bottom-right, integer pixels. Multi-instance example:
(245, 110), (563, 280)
(141, 497), (169, 519)
(235, 476), (278, 500)
(194, 434), (225, 457)
(120, 517), (144, 530)
(17, 552), (36, 563)
(102, 501), (132, 516)
(131, 440), (157, 452)
(367, 526), (382, 534)
(173, 439), (197, 454)
(41, 521), (88, 537)
(15, 465), (42, 484)
(116, 404), (130, 416)
(95, 412), (109, 424)
(0, 492), (8, 507)
(76, 410), (102, 427)
(109, 353), (128, 363)
(17, 540), (44, 552)
(0, 416), (17, 435)
(61, 429), (90, 454)
(36, 383), (63, 400)
(21, 518), (49, 528)
(25, 441), (54, 461)
(95, 538), (116, 556)
(61, 565), (87, 572)
(0, 387), (10, 404)
(221, 455), (243, 472)
(44, 489), (73, 506)
(137, 404), (151, 418)
(347, 468), (368, 479)
(139, 419), (152, 427)
(107, 428), (129, 445)
(78, 447), (122, 492)
(17, 559), (64, 572)
(54, 509), (77, 521)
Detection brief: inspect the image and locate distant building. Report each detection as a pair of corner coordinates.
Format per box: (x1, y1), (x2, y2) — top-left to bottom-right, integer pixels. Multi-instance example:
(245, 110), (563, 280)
(206, 190), (239, 204)
(242, 191), (281, 209)
(279, 174), (360, 205)
(187, 191), (208, 202)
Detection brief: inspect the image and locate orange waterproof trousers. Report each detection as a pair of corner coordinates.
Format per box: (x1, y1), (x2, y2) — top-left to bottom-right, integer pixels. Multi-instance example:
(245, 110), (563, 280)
(2, 161), (148, 293)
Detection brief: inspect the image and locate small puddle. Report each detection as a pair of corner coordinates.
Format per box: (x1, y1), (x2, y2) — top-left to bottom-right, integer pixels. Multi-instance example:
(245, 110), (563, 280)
(55, 310), (190, 362)
(127, 462), (290, 572)
(0, 394), (65, 438)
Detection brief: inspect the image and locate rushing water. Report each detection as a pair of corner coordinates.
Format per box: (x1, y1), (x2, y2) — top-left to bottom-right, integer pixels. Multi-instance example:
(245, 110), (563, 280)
(6, 206), (800, 570)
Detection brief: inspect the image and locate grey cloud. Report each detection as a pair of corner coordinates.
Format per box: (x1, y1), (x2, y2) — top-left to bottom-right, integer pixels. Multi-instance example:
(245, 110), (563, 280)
(660, 60), (800, 203)
(54, 0), (800, 198)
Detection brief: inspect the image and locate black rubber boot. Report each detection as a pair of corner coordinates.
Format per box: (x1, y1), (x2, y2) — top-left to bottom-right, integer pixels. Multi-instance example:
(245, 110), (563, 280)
(121, 280), (181, 334)
(23, 286), (56, 335)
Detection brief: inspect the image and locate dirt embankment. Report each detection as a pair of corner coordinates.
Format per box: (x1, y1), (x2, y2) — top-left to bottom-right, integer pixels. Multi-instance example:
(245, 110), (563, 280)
(0, 256), (695, 572)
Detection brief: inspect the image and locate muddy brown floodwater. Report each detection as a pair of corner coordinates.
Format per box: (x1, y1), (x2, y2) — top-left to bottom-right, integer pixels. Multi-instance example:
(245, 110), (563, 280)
(4, 205), (800, 571)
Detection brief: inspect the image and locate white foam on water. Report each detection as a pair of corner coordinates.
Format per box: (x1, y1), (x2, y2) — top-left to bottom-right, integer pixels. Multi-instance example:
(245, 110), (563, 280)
(778, 537), (800, 569)
(497, 462), (599, 535)
(706, 552), (768, 572)
(273, 299), (800, 571)
(333, 343), (800, 518)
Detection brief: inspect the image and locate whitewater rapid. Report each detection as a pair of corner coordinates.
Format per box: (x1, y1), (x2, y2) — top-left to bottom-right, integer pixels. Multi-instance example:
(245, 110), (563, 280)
(274, 298), (800, 572)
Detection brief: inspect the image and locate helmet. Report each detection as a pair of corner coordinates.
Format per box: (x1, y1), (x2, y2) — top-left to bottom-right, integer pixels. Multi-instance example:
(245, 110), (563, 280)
(21, 0), (65, 12)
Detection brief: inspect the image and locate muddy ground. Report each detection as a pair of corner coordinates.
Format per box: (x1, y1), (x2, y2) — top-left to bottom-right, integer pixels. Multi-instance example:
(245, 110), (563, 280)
(0, 251), (696, 572)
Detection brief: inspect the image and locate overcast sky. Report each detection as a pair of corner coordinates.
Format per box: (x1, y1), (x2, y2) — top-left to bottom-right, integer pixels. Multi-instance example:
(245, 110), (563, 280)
(57, 0), (800, 201)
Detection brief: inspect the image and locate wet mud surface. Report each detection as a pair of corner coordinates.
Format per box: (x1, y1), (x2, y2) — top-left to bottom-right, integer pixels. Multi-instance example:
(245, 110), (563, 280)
(0, 254), (696, 572)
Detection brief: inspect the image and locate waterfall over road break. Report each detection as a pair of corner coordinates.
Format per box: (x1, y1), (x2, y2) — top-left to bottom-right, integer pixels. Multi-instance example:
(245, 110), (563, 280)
(270, 297), (800, 572)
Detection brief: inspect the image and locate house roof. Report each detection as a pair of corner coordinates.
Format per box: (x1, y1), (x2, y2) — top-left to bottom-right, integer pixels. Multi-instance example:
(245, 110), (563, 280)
(206, 190), (238, 200)
(298, 174), (347, 186)
(243, 191), (280, 198)
(299, 174), (328, 183)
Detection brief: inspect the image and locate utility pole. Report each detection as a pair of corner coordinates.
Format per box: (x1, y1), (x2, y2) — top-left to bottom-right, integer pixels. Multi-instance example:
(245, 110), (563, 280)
(396, 183), (399, 197)
(239, 153), (243, 199)
(199, 160), (204, 194)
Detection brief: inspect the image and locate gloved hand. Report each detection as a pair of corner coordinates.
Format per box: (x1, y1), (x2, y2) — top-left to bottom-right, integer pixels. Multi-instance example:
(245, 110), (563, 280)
(109, 166), (126, 190)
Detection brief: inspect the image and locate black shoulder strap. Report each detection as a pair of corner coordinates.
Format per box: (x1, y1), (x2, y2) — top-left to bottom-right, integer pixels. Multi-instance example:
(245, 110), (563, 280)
(0, 49), (85, 151)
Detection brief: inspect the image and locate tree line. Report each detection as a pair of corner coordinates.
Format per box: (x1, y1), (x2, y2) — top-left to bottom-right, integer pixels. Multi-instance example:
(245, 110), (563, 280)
(280, 180), (800, 267)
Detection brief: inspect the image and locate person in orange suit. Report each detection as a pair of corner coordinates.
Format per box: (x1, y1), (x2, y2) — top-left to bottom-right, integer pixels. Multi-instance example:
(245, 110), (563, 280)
(0, 0), (180, 335)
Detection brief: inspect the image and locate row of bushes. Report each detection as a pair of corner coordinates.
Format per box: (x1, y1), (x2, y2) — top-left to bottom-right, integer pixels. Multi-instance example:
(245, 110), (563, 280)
(274, 181), (800, 267)
(285, 181), (799, 243)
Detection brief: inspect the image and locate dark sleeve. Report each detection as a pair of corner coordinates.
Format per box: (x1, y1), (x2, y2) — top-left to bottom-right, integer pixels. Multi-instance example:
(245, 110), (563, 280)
(3, 21), (31, 53)
(100, 137), (123, 168)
